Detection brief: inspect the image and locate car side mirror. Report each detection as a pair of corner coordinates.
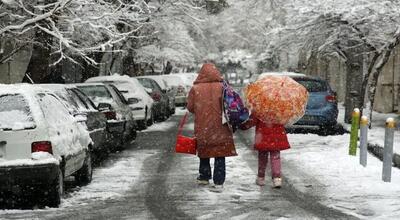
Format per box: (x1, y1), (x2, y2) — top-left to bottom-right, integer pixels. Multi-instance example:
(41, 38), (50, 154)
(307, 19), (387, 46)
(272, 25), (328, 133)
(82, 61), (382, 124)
(74, 113), (87, 123)
(162, 89), (167, 94)
(119, 90), (129, 94)
(127, 97), (139, 105)
(97, 103), (112, 111)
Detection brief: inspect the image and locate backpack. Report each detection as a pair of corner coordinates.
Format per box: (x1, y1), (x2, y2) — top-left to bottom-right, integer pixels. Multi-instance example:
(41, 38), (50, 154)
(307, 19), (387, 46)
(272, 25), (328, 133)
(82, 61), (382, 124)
(222, 81), (249, 131)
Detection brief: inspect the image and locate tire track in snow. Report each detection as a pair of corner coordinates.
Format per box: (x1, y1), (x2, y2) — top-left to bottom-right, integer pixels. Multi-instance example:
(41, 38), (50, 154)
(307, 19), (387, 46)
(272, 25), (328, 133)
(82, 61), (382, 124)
(236, 130), (359, 220)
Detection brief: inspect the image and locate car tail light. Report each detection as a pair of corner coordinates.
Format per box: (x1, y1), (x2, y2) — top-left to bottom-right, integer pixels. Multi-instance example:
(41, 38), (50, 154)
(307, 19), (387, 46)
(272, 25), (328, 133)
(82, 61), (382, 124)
(32, 141), (53, 154)
(151, 92), (161, 102)
(104, 111), (117, 120)
(326, 95), (337, 103)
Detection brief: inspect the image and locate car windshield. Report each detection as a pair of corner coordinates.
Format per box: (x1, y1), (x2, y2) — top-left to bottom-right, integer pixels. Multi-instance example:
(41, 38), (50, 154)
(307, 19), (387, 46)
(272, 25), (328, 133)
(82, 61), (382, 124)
(0, 94), (35, 130)
(77, 85), (113, 105)
(295, 79), (327, 92)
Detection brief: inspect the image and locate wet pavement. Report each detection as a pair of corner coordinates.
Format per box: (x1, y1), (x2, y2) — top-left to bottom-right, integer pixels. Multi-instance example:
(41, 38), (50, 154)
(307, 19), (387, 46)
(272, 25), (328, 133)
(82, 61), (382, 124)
(0, 113), (358, 220)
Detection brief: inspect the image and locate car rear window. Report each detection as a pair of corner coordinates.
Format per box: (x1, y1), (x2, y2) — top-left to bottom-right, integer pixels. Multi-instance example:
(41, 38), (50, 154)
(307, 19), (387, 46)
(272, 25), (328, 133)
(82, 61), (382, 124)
(295, 79), (327, 92)
(163, 76), (184, 87)
(137, 78), (153, 89)
(0, 94), (35, 130)
(77, 85), (113, 105)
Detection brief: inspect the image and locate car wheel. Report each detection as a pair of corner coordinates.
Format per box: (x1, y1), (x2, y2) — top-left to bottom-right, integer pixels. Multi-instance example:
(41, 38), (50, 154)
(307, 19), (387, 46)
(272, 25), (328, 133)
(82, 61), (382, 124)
(46, 167), (64, 208)
(76, 151), (93, 185)
(138, 109), (148, 130)
(147, 110), (155, 126)
(319, 124), (336, 136)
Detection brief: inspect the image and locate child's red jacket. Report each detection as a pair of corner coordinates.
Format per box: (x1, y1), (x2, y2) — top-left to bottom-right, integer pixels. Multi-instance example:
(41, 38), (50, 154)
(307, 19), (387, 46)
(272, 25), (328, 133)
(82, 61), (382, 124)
(240, 114), (290, 151)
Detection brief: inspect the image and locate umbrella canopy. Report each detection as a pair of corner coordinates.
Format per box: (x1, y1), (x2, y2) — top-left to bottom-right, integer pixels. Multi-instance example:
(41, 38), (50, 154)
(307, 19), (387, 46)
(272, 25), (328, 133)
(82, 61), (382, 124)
(244, 75), (309, 125)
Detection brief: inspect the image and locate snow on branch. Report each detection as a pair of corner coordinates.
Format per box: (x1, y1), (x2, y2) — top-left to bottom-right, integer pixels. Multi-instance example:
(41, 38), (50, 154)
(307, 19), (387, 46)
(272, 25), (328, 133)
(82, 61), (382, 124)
(0, 0), (153, 65)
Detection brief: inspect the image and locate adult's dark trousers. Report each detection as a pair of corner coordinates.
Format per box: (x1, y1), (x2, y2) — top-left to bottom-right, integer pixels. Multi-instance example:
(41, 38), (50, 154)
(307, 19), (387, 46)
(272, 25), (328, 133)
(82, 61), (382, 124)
(198, 157), (225, 185)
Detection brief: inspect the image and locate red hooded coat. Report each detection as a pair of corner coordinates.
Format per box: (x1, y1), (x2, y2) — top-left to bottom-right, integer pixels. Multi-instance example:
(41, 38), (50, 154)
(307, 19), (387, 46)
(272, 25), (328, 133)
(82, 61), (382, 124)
(187, 63), (237, 158)
(240, 114), (290, 151)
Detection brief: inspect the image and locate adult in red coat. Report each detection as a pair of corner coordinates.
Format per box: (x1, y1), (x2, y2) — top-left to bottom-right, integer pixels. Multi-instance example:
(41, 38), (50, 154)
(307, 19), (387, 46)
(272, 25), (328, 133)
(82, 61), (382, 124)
(187, 63), (237, 188)
(240, 114), (290, 187)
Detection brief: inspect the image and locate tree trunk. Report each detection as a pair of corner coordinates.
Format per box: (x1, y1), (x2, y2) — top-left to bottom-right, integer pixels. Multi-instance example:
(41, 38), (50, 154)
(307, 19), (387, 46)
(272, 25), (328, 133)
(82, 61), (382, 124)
(23, 30), (52, 83)
(366, 28), (400, 124)
(357, 28), (400, 126)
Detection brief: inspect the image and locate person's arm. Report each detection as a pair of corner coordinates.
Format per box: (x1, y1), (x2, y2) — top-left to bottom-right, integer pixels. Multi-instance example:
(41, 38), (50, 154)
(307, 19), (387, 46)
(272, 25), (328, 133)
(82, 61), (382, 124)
(187, 87), (195, 113)
(239, 114), (257, 130)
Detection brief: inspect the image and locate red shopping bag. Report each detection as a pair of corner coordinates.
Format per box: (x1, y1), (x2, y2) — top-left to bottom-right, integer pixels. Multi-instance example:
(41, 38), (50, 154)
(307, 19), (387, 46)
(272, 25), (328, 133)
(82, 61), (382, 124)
(175, 112), (196, 155)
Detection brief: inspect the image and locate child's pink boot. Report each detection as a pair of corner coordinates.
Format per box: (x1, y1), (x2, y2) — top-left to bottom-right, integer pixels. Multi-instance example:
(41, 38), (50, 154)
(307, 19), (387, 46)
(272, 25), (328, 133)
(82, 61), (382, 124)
(256, 176), (265, 186)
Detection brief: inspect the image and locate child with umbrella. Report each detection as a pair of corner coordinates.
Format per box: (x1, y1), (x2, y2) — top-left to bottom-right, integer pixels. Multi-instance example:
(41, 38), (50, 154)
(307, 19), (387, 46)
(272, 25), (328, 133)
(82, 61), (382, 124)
(240, 75), (308, 187)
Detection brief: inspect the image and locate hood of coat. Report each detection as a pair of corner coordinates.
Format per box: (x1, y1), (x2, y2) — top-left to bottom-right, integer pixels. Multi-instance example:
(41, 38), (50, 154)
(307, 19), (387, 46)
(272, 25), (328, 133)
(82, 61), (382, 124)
(194, 63), (223, 84)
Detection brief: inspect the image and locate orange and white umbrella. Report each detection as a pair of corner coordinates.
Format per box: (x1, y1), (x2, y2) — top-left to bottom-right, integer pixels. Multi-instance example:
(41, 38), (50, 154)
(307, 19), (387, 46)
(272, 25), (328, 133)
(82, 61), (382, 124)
(244, 76), (308, 125)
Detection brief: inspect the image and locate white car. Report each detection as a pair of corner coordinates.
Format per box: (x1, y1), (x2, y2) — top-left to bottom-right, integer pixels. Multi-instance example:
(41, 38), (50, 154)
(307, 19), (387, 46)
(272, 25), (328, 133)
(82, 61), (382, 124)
(85, 74), (154, 130)
(0, 84), (93, 207)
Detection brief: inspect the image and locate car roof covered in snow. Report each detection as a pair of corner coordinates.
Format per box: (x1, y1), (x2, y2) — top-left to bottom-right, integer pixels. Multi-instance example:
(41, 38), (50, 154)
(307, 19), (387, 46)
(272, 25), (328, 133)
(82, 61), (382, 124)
(0, 83), (52, 95)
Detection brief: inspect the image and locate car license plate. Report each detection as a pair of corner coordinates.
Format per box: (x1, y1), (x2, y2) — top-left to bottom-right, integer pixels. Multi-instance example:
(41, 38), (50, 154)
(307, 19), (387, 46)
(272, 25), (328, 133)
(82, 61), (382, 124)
(107, 123), (124, 133)
(301, 115), (313, 121)
(0, 141), (6, 159)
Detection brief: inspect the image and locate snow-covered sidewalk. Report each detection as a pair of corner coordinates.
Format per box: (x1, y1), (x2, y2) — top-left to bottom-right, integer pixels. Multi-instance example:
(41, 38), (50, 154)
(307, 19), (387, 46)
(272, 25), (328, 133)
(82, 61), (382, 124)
(284, 132), (400, 219)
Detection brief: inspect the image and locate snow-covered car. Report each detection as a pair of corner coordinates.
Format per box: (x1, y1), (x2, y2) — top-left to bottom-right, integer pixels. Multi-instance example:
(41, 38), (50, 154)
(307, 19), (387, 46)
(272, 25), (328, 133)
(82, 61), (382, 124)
(0, 84), (93, 207)
(85, 75), (154, 130)
(136, 77), (170, 121)
(172, 73), (197, 91)
(75, 83), (137, 150)
(161, 75), (189, 106)
(39, 84), (109, 161)
(136, 75), (176, 115)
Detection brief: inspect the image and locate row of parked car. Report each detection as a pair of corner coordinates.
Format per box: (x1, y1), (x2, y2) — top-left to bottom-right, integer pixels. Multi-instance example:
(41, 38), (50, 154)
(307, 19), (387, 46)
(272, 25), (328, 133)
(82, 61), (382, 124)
(0, 73), (197, 207)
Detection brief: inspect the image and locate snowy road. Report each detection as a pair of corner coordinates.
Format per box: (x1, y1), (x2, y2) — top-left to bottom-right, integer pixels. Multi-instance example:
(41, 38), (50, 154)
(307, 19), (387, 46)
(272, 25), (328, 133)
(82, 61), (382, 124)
(0, 111), (357, 220)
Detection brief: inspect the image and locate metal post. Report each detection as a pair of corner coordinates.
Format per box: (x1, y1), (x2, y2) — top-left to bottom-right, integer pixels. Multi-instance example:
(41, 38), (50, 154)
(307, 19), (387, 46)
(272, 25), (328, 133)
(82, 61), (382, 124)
(359, 116), (368, 167)
(382, 118), (396, 182)
(349, 108), (360, 156)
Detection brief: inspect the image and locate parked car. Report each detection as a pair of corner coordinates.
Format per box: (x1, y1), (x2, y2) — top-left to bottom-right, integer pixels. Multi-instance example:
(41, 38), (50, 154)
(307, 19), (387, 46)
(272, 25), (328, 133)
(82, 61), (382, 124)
(136, 77), (170, 121)
(39, 84), (109, 161)
(137, 75), (176, 115)
(0, 84), (93, 207)
(161, 75), (188, 106)
(85, 75), (154, 130)
(75, 83), (137, 150)
(258, 72), (339, 131)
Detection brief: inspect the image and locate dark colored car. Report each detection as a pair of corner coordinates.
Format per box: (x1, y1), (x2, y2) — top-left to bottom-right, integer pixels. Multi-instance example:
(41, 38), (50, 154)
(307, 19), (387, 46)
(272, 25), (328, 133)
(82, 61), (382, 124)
(39, 84), (109, 160)
(136, 77), (170, 121)
(137, 75), (176, 115)
(76, 83), (137, 151)
(291, 76), (339, 130)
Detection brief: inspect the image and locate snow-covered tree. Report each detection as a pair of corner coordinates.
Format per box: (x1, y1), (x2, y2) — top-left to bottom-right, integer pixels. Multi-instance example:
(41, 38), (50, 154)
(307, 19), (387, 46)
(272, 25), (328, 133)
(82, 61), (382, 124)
(0, 0), (152, 65)
(270, 0), (400, 122)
